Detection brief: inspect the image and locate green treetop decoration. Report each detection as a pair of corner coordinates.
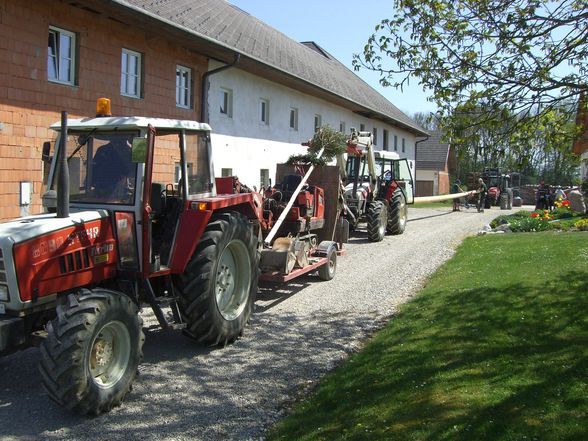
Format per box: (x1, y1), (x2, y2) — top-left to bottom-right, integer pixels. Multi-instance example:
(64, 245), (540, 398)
(287, 125), (347, 165)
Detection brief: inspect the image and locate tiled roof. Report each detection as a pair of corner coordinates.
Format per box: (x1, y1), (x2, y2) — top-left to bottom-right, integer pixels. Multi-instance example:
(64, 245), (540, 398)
(416, 131), (450, 170)
(111, 0), (428, 136)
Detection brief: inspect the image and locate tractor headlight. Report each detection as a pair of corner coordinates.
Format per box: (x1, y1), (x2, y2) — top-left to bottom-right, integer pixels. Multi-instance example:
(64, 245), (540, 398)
(0, 284), (8, 301)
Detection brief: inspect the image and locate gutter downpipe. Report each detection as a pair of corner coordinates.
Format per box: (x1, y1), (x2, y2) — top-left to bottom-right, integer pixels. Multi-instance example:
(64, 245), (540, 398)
(200, 54), (241, 123)
(414, 133), (430, 190)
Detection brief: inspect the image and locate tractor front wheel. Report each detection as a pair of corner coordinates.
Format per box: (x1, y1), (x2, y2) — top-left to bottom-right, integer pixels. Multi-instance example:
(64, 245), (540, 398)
(176, 212), (259, 346)
(39, 289), (144, 415)
(386, 189), (407, 235)
(367, 201), (387, 242)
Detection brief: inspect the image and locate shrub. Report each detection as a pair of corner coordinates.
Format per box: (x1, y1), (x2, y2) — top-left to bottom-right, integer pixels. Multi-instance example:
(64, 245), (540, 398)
(490, 210), (530, 228)
(575, 218), (588, 231)
(508, 216), (552, 232)
(550, 207), (575, 219)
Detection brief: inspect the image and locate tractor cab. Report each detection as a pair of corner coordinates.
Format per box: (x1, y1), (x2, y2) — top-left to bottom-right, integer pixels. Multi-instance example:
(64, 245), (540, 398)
(44, 108), (217, 279)
(372, 150), (415, 204)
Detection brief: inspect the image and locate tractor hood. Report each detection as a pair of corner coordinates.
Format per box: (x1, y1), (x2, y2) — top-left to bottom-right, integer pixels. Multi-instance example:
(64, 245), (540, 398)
(0, 210), (109, 245)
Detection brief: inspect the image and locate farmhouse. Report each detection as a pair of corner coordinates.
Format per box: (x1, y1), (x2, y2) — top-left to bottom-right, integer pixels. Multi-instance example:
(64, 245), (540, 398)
(0, 0), (427, 220)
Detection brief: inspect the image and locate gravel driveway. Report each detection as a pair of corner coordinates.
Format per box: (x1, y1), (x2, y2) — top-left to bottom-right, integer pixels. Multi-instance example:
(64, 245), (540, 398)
(0, 206), (522, 440)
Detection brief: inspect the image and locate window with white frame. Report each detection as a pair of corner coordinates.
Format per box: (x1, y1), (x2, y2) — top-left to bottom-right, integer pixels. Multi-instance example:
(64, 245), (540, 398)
(340, 121), (346, 133)
(402, 137), (406, 153)
(383, 129), (389, 150)
(314, 114), (322, 132)
(176, 65), (192, 109)
(373, 128), (378, 145)
(259, 99), (269, 124)
(220, 88), (233, 117)
(47, 26), (76, 85)
(289, 107), (298, 130)
(260, 169), (270, 188)
(121, 48), (142, 98)
(394, 135), (398, 151)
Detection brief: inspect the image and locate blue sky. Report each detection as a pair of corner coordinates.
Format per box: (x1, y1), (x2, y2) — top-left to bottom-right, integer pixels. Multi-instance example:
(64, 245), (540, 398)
(228, 0), (437, 115)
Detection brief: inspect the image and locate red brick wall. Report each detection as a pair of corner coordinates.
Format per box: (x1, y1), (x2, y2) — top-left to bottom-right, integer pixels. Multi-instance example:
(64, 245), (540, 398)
(0, 0), (207, 220)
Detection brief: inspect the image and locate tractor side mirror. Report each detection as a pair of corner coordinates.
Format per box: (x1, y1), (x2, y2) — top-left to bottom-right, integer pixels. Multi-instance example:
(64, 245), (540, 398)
(131, 137), (147, 163)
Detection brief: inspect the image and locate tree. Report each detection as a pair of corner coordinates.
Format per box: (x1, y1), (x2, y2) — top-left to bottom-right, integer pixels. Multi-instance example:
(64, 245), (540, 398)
(354, 0), (587, 146)
(411, 111), (438, 131)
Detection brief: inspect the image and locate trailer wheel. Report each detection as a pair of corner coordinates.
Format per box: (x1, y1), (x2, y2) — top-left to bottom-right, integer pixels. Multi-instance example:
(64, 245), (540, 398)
(318, 244), (337, 281)
(386, 189), (407, 235)
(39, 289), (144, 415)
(367, 200), (387, 242)
(176, 212), (259, 346)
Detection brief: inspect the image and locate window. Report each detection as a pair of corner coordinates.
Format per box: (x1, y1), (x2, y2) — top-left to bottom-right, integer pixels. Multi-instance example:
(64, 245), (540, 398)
(220, 88), (233, 117)
(121, 48), (142, 98)
(176, 65), (192, 109)
(394, 135), (398, 151)
(260, 169), (270, 189)
(314, 114), (322, 132)
(360, 123), (365, 132)
(259, 99), (269, 124)
(402, 138), (406, 153)
(289, 108), (298, 130)
(48, 26), (76, 85)
(373, 128), (378, 145)
(383, 130), (389, 151)
(221, 168), (233, 177)
(339, 121), (346, 133)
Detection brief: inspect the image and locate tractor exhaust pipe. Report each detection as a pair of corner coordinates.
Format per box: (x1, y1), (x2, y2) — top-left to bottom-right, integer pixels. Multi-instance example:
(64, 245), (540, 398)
(56, 111), (70, 218)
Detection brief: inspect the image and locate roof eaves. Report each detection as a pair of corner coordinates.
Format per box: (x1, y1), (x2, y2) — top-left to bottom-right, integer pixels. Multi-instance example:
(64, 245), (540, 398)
(110, 0), (429, 136)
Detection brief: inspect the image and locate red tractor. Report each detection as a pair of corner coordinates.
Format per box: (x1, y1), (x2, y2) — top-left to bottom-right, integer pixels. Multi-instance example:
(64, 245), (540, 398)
(0, 100), (342, 415)
(340, 130), (415, 241)
(480, 168), (513, 210)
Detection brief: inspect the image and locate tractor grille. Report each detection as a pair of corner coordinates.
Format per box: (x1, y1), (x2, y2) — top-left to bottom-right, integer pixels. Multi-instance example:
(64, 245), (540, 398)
(0, 248), (6, 283)
(59, 249), (91, 274)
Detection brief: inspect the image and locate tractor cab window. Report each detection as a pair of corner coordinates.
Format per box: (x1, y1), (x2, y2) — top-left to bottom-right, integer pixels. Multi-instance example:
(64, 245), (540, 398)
(185, 133), (212, 195)
(65, 131), (138, 205)
(377, 159), (400, 182)
(151, 132), (211, 198)
(345, 156), (370, 183)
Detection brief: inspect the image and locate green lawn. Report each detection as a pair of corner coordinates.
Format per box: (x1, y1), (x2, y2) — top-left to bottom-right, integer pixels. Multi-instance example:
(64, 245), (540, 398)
(412, 200), (453, 209)
(269, 232), (588, 440)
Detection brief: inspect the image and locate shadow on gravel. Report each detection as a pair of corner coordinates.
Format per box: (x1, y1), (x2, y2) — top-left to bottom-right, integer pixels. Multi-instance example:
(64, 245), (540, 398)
(408, 211), (454, 222)
(257, 279), (314, 312)
(0, 307), (382, 441)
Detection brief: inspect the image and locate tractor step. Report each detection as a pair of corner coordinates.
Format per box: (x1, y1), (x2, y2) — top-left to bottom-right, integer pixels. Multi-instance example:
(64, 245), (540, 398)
(153, 296), (181, 307)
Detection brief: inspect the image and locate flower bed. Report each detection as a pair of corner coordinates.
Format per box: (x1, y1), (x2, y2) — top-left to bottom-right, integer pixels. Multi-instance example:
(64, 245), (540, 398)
(490, 206), (587, 233)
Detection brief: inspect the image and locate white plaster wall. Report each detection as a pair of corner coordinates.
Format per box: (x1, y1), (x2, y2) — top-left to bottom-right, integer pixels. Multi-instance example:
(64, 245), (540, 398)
(207, 63), (418, 188)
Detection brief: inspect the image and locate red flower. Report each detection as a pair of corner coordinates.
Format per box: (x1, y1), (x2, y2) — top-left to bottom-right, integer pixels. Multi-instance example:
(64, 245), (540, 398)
(531, 212), (539, 218)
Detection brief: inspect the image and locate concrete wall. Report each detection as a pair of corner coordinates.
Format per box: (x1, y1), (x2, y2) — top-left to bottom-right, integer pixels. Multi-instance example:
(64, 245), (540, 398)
(0, 0), (207, 220)
(207, 65), (417, 188)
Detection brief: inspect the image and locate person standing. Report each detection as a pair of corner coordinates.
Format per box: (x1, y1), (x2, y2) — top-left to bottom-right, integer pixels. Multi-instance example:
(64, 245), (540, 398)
(535, 181), (551, 210)
(477, 178), (487, 212)
(452, 179), (463, 211)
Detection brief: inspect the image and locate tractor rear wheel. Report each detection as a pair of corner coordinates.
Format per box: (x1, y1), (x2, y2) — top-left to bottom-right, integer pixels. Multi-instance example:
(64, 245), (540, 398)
(39, 289), (144, 415)
(176, 212), (259, 346)
(367, 200), (387, 242)
(386, 189), (407, 235)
